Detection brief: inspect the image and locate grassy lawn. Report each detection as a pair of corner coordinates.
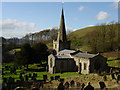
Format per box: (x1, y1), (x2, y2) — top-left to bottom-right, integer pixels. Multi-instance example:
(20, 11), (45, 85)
(107, 58), (120, 68)
(2, 63), (80, 83)
(2, 62), (83, 83)
(2, 58), (120, 84)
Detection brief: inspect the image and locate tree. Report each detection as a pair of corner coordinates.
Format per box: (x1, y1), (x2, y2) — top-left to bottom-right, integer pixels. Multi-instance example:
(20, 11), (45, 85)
(15, 43), (34, 66)
(32, 42), (49, 64)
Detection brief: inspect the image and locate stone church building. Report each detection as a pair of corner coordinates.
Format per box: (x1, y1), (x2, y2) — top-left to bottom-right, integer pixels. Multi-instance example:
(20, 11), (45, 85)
(48, 9), (107, 74)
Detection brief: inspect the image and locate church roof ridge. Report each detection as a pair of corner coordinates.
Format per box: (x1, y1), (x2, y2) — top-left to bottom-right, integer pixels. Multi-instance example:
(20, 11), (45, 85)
(71, 52), (97, 59)
(55, 55), (73, 59)
(59, 49), (76, 54)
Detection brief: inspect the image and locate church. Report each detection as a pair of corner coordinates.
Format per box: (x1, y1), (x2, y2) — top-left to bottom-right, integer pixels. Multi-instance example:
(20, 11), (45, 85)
(48, 8), (108, 74)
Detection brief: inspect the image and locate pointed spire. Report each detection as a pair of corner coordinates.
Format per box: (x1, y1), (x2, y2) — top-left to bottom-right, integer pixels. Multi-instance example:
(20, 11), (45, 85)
(57, 8), (67, 42)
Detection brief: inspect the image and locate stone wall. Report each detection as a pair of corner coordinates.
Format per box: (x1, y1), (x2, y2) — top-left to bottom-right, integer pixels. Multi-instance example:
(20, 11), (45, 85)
(90, 55), (107, 73)
(48, 54), (56, 74)
(55, 59), (76, 73)
(73, 57), (90, 74)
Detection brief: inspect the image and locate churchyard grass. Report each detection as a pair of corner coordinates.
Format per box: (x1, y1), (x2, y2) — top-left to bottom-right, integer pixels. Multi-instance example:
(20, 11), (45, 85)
(2, 58), (120, 86)
(2, 62), (84, 83)
(107, 58), (120, 68)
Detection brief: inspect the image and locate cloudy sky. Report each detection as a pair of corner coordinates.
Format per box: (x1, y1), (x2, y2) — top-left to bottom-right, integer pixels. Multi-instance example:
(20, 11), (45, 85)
(1, 2), (118, 38)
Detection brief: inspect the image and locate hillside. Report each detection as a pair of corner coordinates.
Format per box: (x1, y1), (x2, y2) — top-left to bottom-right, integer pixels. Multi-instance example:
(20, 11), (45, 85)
(68, 26), (98, 39)
(68, 23), (119, 53)
(67, 26), (98, 51)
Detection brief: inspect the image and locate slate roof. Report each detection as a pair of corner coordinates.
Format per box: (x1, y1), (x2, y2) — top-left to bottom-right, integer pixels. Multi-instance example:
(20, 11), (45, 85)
(55, 55), (72, 59)
(72, 52), (97, 59)
(59, 49), (76, 54)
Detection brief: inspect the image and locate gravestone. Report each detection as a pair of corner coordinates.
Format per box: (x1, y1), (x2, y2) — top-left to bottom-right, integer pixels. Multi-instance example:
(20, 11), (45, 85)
(50, 76), (54, 81)
(81, 83), (85, 90)
(70, 80), (75, 87)
(39, 82), (44, 88)
(64, 81), (69, 89)
(84, 82), (94, 90)
(111, 73), (116, 79)
(117, 75), (120, 84)
(14, 87), (25, 90)
(57, 82), (65, 90)
(103, 75), (107, 81)
(55, 75), (60, 80)
(115, 72), (119, 76)
(99, 81), (106, 89)
(60, 78), (64, 83)
(110, 68), (113, 74)
(31, 87), (39, 90)
(43, 75), (47, 81)
(25, 75), (28, 81)
(76, 82), (81, 88)
(31, 76), (36, 81)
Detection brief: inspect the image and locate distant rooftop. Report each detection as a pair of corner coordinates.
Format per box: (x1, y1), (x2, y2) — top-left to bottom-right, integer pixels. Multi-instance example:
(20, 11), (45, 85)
(59, 49), (76, 54)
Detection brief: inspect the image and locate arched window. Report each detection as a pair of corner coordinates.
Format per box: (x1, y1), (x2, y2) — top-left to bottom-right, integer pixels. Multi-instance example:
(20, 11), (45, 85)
(50, 58), (52, 68)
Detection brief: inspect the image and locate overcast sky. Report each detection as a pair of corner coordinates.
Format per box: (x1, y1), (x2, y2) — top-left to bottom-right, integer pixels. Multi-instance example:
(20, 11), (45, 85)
(1, 2), (119, 38)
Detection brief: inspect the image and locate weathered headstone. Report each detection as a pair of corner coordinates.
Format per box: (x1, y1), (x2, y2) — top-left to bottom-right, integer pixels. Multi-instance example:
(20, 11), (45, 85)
(31, 76), (36, 81)
(31, 87), (39, 90)
(14, 87), (25, 90)
(99, 81), (106, 89)
(39, 82), (44, 88)
(64, 81), (69, 89)
(117, 75), (120, 84)
(60, 78), (64, 83)
(103, 75), (107, 81)
(43, 75), (47, 81)
(84, 82), (94, 90)
(76, 82), (81, 88)
(81, 83), (85, 90)
(70, 80), (75, 87)
(110, 68), (113, 74)
(55, 75), (60, 80)
(50, 76), (54, 81)
(57, 82), (65, 90)
(111, 73), (116, 79)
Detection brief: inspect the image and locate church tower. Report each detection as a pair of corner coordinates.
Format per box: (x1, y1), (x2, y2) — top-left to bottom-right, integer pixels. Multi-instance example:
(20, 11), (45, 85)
(53, 8), (71, 54)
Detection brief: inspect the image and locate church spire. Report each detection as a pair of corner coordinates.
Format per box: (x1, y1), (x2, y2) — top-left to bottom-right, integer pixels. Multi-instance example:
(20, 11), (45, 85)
(57, 8), (67, 42)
